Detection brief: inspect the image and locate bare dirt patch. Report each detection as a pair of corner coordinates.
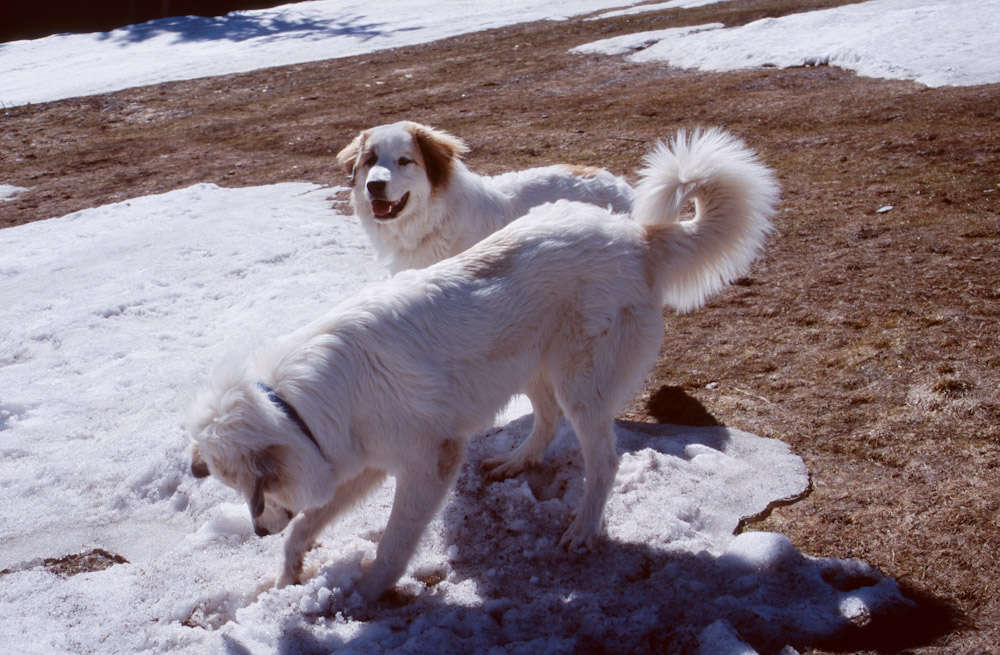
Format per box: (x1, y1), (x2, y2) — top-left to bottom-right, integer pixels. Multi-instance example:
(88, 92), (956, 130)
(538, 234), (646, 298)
(1, 549), (129, 578)
(2, 2), (998, 652)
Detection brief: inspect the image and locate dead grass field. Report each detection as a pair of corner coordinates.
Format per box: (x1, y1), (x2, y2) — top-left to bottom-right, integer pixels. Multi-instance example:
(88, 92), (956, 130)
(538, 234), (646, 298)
(2, 1), (999, 652)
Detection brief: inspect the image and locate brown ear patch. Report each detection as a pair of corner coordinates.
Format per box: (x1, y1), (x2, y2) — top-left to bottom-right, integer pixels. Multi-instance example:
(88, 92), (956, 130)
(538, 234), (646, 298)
(249, 445), (283, 480)
(408, 123), (468, 189)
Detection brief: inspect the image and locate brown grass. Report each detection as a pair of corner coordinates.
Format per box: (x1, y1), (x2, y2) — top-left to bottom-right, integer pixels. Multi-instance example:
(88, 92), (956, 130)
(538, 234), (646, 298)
(2, 1), (999, 652)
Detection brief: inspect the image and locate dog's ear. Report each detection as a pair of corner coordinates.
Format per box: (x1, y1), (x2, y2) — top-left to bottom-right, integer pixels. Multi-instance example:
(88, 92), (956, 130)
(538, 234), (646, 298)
(250, 477), (266, 518)
(249, 446), (282, 480)
(409, 123), (468, 189)
(336, 131), (366, 183)
(247, 447), (282, 518)
(190, 444), (211, 478)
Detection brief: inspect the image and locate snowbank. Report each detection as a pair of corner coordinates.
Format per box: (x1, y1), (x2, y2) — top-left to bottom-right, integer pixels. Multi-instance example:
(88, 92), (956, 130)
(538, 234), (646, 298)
(573, 0), (1000, 87)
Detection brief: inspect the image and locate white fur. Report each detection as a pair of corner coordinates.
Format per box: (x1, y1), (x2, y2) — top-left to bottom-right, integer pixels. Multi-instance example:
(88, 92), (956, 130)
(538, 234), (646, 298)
(337, 120), (635, 273)
(189, 128), (778, 603)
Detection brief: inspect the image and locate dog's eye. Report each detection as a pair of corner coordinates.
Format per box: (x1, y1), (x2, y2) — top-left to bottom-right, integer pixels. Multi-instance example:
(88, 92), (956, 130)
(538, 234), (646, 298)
(398, 157), (415, 166)
(364, 154), (378, 168)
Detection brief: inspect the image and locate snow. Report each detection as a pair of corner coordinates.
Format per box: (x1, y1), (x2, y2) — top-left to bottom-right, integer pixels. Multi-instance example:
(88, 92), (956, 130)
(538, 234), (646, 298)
(0, 183), (912, 653)
(3, 0), (990, 650)
(590, 0), (737, 19)
(0, 0), (641, 107)
(573, 0), (1000, 87)
(4, 0), (998, 107)
(0, 185), (29, 202)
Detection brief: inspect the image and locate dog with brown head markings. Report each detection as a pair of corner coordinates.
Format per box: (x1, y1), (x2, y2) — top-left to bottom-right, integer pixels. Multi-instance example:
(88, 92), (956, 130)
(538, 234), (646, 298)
(337, 120), (635, 273)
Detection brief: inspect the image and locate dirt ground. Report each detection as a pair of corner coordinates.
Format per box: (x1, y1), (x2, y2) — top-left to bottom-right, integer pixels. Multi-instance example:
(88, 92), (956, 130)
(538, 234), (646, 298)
(2, 1), (998, 652)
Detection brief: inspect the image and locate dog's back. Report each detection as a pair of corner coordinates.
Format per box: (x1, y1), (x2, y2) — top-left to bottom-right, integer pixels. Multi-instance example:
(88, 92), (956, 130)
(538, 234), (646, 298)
(489, 164), (634, 220)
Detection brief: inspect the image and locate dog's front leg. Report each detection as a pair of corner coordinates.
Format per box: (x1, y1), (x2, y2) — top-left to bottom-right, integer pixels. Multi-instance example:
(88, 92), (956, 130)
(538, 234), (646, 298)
(356, 441), (462, 602)
(278, 467), (386, 588)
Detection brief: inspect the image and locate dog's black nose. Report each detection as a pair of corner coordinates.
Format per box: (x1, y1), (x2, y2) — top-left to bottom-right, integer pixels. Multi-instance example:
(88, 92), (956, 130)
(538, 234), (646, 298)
(367, 180), (387, 196)
(254, 524), (271, 538)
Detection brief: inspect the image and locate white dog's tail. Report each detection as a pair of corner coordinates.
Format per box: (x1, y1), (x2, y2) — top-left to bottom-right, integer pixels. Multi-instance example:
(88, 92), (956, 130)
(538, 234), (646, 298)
(632, 128), (779, 313)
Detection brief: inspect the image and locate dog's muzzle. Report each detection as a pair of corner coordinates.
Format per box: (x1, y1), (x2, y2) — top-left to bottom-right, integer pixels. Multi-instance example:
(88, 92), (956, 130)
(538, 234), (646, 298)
(252, 508), (294, 538)
(369, 192), (409, 220)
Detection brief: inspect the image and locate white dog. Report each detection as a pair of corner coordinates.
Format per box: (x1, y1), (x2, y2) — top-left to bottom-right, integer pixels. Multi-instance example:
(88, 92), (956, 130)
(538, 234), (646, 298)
(189, 128), (778, 603)
(336, 121), (635, 273)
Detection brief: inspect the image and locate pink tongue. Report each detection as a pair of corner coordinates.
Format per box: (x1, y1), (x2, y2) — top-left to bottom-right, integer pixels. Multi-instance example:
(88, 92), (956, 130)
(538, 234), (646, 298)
(372, 199), (393, 217)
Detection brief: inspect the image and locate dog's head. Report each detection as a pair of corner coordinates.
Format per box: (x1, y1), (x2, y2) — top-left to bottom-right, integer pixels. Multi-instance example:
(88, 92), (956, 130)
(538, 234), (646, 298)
(190, 439), (293, 537)
(336, 121), (468, 222)
(188, 371), (333, 537)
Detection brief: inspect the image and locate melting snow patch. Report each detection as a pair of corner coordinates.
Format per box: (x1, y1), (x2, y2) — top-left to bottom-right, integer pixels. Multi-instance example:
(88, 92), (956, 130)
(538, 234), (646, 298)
(573, 0), (1000, 87)
(0, 185), (28, 202)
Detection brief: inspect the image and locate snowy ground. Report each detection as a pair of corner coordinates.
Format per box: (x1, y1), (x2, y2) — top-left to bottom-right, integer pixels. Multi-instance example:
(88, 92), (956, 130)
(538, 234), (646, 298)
(3, 0), (998, 652)
(2, 0), (998, 107)
(0, 0), (639, 107)
(0, 184), (910, 654)
(589, 0), (738, 20)
(574, 0), (999, 87)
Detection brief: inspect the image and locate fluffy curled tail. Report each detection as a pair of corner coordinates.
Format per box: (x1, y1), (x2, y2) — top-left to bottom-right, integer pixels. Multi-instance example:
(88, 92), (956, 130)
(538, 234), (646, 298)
(632, 128), (779, 313)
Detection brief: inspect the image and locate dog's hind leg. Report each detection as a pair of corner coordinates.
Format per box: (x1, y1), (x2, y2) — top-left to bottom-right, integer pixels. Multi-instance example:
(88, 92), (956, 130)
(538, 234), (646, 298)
(557, 404), (619, 552)
(278, 467), (386, 588)
(556, 306), (663, 551)
(550, 348), (627, 553)
(356, 439), (465, 602)
(482, 375), (561, 479)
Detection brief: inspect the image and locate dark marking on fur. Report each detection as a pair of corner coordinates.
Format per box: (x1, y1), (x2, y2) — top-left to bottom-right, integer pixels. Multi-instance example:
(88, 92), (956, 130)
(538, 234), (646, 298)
(250, 478), (266, 518)
(409, 124), (468, 189)
(461, 249), (515, 280)
(560, 164), (606, 179)
(437, 439), (463, 481)
(250, 446), (283, 480)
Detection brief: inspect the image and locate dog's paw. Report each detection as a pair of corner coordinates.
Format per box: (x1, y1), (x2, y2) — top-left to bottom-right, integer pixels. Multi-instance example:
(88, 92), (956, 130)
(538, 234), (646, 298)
(355, 574), (390, 604)
(481, 456), (518, 480)
(481, 452), (537, 480)
(558, 517), (600, 553)
(276, 565), (303, 589)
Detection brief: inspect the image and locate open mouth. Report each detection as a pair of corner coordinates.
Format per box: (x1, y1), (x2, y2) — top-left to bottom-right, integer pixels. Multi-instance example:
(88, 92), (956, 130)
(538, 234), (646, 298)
(370, 192), (410, 220)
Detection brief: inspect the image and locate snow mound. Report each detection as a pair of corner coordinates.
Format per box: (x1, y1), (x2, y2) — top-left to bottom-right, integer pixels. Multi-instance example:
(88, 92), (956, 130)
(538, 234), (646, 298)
(574, 0), (1000, 87)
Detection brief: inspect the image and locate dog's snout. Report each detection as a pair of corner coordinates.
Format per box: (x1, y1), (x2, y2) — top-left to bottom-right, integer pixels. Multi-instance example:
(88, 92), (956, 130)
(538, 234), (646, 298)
(253, 509), (294, 538)
(367, 180), (387, 196)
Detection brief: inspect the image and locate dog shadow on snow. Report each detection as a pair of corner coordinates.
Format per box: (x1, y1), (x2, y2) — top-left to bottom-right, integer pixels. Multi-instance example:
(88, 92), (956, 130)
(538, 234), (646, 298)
(250, 387), (955, 655)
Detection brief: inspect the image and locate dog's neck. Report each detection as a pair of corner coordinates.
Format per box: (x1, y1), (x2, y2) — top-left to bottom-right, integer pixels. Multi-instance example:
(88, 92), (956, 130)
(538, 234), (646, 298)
(255, 382), (327, 462)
